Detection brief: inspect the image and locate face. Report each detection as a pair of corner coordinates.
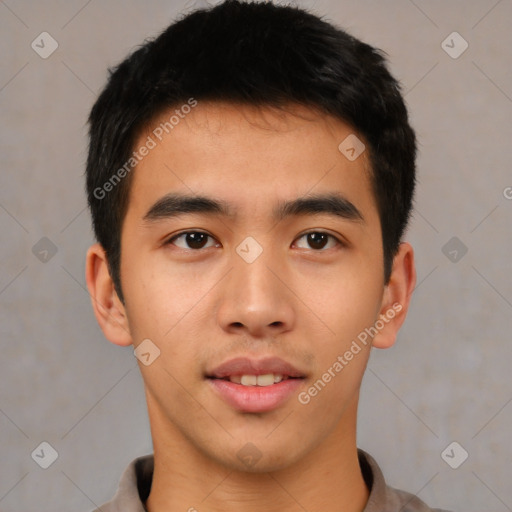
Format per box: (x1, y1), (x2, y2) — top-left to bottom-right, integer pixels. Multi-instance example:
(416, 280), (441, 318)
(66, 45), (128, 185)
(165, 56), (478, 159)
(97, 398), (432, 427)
(96, 101), (408, 473)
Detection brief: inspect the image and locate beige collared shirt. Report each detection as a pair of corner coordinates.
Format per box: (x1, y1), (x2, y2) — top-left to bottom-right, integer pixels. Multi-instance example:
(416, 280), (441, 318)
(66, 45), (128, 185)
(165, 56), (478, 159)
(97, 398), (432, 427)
(93, 449), (452, 512)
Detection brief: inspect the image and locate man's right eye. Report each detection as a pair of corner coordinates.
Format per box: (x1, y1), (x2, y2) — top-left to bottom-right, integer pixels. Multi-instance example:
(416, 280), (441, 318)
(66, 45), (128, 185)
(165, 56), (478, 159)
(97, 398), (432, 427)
(166, 231), (219, 250)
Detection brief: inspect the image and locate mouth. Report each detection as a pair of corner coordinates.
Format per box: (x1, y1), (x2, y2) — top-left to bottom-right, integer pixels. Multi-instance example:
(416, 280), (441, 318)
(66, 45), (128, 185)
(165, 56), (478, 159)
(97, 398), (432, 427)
(208, 373), (301, 386)
(206, 357), (307, 413)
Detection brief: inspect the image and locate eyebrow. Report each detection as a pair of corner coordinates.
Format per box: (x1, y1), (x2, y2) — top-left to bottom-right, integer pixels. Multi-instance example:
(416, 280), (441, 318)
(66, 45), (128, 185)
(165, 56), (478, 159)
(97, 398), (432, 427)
(142, 192), (364, 224)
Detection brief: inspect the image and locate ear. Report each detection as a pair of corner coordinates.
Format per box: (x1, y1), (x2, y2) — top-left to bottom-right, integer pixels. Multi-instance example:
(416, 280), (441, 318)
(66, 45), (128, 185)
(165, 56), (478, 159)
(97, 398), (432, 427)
(372, 242), (416, 349)
(85, 243), (133, 347)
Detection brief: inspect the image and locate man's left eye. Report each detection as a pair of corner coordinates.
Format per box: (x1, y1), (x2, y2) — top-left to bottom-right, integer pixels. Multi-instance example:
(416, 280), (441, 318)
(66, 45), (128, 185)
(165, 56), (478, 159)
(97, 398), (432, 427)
(294, 232), (340, 251)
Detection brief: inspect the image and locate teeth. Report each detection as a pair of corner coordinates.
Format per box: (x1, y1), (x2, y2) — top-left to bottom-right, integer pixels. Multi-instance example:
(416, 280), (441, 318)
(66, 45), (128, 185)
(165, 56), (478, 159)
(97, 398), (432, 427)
(240, 375), (257, 386)
(254, 374), (273, 387)
(229, 374), (286, 386)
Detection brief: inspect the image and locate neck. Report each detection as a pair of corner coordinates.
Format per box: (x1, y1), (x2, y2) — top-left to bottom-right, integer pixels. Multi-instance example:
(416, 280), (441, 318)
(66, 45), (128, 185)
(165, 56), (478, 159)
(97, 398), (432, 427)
(145, 397), (368, 512)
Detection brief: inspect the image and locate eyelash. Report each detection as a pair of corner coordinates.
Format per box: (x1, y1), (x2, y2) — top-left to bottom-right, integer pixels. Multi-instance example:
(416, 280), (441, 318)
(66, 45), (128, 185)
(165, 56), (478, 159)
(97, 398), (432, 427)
(165, 230), (343, 251)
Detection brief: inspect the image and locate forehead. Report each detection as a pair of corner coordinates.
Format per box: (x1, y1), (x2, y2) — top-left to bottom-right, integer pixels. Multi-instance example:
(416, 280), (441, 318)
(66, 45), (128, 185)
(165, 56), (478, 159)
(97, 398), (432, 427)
(126, 101), (378, 225)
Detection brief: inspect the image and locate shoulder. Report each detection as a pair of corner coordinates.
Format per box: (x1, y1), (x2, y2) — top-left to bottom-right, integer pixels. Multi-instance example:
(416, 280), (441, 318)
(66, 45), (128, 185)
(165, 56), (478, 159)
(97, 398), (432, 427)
(385, 485), (452, 512)
(90, 454), (154, 512)
(358, 449), (453, 512)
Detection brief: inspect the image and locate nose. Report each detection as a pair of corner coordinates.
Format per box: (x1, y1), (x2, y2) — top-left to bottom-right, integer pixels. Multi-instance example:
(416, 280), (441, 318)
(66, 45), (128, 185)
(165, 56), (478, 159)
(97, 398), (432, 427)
(216, 248), (296, 339)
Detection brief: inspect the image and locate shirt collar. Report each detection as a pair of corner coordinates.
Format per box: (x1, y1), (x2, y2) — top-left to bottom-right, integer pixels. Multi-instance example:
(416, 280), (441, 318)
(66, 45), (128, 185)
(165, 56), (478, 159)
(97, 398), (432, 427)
(102, 449), (416, 512)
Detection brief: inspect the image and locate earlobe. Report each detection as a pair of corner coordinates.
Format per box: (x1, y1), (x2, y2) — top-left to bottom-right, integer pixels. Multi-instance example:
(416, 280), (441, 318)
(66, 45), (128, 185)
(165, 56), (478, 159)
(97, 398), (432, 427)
(85, 243), (133, 347)
(372, 242), (416, 349)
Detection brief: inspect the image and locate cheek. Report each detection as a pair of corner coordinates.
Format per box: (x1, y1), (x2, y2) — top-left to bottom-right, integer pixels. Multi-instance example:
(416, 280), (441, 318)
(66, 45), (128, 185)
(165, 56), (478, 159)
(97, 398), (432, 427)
(122, 252), (211, 339)
(296, 258), (383, 337)
(292, 259), (382, 400)
(122, 256), (219, 396)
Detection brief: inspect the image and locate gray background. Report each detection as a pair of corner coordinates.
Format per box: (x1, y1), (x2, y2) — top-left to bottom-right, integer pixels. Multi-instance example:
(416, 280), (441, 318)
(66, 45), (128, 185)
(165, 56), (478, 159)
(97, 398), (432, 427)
(1, 0), (511, 510)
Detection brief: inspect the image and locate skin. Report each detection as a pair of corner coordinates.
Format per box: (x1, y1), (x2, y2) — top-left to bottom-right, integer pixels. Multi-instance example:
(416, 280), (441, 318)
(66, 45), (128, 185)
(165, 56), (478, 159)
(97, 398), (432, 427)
(86, 101), (416, 512)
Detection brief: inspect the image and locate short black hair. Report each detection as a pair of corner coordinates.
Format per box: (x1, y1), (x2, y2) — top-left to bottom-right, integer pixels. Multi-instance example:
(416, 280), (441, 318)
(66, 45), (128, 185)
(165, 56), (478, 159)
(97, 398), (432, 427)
(86, 0), (416, 303)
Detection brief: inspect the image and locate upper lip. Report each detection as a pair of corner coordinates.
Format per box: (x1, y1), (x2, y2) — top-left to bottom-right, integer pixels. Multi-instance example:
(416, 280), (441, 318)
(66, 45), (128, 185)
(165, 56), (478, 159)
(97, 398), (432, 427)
(207, 357), (306, 379)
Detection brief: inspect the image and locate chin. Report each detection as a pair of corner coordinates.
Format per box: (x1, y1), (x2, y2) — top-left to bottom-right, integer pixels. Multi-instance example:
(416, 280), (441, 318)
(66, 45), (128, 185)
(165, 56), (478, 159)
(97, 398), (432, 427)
(209, 440), (306, 474)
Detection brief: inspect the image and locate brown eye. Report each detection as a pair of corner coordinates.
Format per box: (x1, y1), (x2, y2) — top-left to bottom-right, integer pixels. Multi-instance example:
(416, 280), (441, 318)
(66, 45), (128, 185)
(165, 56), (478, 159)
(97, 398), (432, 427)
(168, 231), (217, 250)
(294, 232), (340, 251)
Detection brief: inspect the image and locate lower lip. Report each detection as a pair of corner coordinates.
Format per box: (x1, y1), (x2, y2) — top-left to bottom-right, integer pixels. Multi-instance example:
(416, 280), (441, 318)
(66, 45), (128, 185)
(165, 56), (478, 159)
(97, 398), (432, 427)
(208, 378), (304, 413)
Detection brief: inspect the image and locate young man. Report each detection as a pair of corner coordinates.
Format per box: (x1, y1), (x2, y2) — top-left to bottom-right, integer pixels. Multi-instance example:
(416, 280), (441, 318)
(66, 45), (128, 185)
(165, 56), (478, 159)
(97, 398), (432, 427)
(85, 1), (450, 511)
